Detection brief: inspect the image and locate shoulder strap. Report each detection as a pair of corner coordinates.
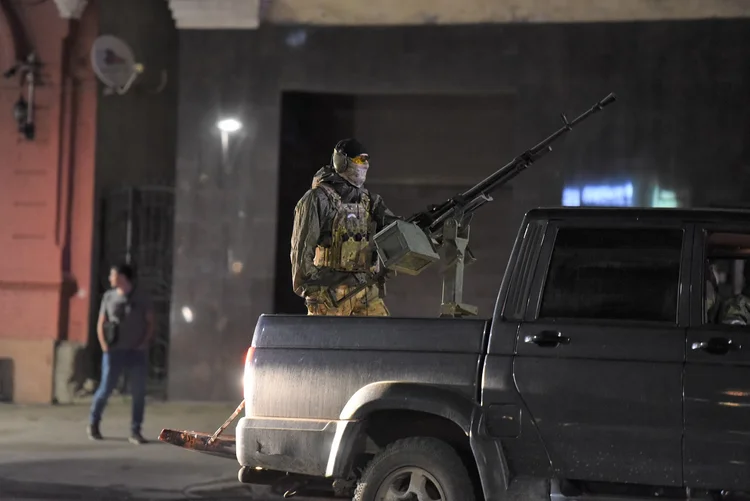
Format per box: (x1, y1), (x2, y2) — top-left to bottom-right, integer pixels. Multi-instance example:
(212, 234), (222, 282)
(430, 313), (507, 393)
(361, 190), (371, 211)
(317, 183), (341, 204)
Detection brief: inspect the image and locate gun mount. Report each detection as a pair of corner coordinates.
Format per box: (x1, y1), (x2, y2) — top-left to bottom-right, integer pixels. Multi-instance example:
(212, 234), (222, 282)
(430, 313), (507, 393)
(331, 93), (617, 317)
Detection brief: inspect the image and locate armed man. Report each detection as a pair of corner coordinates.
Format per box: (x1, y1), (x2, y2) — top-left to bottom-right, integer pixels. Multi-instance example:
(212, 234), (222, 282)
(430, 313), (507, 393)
(717, 265), (750, 326)
(290, 138), (399, 316)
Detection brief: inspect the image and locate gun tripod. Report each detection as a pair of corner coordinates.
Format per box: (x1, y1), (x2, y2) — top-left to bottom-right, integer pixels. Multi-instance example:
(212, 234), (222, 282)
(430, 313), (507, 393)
(438, 215), (478, 318)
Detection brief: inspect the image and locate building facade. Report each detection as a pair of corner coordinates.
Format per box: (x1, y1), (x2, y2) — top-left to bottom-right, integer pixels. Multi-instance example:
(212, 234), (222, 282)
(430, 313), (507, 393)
(0, 0), (177, 403)
(2, 0), (749, 403)
(166, 5), (750, 400)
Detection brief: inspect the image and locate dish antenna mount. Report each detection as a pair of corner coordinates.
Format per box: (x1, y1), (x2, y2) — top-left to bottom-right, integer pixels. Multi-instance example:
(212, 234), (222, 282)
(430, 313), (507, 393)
(91, 35), (166, 95)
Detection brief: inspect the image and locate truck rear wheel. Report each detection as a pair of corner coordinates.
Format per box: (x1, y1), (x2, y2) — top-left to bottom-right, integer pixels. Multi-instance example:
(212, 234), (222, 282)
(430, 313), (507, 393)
(353, 437), (476, 501)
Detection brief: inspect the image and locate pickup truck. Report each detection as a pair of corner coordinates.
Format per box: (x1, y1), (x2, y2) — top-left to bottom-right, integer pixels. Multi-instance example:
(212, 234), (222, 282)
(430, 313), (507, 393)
(160, 206), (750, 501)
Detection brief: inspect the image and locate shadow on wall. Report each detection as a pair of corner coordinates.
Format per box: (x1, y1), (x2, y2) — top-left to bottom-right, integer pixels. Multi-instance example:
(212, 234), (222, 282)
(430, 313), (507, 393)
(0, 358), (13, 402)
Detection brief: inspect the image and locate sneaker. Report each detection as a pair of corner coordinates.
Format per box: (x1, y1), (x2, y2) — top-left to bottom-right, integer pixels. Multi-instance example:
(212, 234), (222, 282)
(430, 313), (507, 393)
(128, 432), (148, 445)
(87, 423), (103, 441)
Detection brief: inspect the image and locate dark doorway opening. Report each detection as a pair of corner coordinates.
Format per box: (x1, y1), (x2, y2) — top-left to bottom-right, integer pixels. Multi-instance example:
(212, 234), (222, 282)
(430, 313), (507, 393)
(274, 92), (356, 314)
(86, 186), (174, 398)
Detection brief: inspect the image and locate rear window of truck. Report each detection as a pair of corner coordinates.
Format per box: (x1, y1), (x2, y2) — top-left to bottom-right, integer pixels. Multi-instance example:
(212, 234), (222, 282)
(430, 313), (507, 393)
(539, 227), (683, 323)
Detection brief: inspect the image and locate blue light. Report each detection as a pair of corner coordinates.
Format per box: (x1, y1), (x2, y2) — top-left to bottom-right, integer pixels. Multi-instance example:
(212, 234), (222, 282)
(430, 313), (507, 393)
(562, 182), (634, 207)
(562, 188), (581, 206)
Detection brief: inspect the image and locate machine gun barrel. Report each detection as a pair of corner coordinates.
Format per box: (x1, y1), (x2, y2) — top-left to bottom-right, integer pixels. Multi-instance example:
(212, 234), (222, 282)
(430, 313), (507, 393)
(411, 92), (617, 234)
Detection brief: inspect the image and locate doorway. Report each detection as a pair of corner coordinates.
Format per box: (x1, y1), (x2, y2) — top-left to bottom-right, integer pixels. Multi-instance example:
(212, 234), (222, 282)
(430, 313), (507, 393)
(274, 92), (356, 313)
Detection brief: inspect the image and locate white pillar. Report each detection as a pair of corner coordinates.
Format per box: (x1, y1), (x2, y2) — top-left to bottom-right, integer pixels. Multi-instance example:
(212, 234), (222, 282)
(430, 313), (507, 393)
(168, 0), (262, 29)
(52, 0), (88, 19)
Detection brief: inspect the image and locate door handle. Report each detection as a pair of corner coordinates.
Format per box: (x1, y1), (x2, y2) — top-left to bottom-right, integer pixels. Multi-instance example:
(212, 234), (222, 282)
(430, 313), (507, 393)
(524, 330), (570, 348)
(691, 337), (741, 355)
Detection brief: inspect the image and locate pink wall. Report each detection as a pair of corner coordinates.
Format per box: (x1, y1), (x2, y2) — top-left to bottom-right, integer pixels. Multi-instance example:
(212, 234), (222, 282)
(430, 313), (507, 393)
(0, 0), (99, 400)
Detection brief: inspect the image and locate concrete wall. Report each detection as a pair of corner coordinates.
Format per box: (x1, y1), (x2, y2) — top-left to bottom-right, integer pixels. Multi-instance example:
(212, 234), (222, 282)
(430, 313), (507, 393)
(170, 20), (750, 401)
(95, 0), (178, 190)
(82, 0), (179, 391)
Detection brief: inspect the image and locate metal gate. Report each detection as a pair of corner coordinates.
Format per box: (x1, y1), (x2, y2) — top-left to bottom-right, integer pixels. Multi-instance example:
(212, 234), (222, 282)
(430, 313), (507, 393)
(98, 186), (174, 399)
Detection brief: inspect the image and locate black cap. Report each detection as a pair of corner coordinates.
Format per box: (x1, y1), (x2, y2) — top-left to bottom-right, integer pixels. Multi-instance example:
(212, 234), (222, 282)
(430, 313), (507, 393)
(335, 138), (367, 158)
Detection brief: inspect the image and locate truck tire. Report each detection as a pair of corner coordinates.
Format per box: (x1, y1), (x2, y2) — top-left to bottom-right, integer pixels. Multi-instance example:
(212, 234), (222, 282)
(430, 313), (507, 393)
(353, 437), (476, 501)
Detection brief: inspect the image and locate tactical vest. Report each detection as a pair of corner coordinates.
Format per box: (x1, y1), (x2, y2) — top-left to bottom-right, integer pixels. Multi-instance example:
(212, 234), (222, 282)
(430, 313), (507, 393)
(314, 184), (374, 273)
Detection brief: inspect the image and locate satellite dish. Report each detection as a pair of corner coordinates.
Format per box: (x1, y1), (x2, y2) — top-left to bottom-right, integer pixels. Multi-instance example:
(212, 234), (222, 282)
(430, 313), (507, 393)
(90, 35), (143, 95)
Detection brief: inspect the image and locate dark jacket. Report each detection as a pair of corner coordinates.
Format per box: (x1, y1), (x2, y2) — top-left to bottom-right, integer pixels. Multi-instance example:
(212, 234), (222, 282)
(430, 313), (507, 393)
(290, 166), (398, 297)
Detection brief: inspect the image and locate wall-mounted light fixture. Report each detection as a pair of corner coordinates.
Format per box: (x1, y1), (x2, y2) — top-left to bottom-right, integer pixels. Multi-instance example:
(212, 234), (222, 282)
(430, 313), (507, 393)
(4, 52), (39, 141)
(12, 96), (29, 130)
(217, 117), (243, 160)
(217, 118), (242, 133)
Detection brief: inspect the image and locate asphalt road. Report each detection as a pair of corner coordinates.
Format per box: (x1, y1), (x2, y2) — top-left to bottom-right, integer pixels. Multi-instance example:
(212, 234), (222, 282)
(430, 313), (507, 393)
(0, 400), (333, 501)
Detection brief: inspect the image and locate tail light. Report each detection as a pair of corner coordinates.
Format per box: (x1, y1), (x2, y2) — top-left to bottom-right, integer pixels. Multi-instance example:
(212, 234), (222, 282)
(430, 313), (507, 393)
(243, 347), (256, 416)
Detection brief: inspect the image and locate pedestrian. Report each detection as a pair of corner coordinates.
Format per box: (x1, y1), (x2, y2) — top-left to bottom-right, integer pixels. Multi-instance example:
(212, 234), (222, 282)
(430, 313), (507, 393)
(87, 263), (154, 444)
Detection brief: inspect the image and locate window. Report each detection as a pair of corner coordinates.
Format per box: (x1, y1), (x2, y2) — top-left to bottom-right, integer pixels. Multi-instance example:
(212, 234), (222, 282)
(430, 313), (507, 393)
(704, 232), (750, 326)
(539, 227), (683, 322)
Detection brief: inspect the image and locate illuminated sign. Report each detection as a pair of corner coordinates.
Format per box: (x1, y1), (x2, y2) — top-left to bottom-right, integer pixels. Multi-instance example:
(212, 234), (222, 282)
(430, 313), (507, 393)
(562, 182), (634, 207)
(562, 188), (581, 207)
(651, 187), (678, 208)
(562, 182), (681, 208)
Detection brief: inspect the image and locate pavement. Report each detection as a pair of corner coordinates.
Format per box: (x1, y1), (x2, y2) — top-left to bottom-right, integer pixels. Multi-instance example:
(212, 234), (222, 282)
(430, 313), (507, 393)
(0, 399), (332, 501)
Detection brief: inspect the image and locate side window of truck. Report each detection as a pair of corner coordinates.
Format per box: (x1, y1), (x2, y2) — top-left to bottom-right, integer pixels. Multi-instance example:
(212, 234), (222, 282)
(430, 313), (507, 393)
(704, 231), (750, 327)
(538, 227), (684, 323)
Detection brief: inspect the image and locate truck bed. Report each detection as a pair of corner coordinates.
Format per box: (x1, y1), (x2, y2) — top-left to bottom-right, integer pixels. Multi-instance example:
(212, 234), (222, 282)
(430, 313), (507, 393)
(251, 314), (490, 351)
(247, 314), (490, 421)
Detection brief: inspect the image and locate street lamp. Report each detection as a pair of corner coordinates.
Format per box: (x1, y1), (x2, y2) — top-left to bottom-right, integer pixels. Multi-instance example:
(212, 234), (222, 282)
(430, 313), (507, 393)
(217, 118), (242, 153)
(217, 118), (242, 133)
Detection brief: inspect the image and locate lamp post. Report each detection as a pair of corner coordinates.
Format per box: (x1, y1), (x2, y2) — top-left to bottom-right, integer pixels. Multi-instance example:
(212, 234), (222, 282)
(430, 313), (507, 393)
(217, 118), (242, 152)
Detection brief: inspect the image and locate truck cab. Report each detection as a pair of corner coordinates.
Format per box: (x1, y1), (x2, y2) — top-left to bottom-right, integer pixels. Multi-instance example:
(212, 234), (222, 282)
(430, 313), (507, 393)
(160, 207), (750, 501)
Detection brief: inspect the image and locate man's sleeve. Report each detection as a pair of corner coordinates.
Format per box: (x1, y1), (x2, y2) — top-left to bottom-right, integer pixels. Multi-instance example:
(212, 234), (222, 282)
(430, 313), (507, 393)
(290, 189), (323, 297)
(371, 193), (400, 231)
(720, 295), (750, 325)
(99, 292), (109, 319)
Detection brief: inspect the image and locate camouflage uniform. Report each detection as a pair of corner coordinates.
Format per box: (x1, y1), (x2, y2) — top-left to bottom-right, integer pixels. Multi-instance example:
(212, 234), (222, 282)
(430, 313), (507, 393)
(290, 141), (398, 316)
(719, 294), (750, 326)
(705, 263), (720, 323)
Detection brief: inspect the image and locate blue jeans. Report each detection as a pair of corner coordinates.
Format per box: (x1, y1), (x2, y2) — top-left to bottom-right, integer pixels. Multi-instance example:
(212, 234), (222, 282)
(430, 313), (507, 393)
(88, 349), (148, 434)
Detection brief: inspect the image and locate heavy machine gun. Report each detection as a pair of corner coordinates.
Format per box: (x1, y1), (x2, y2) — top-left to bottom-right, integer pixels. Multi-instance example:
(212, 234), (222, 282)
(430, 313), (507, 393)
(328, 92), (617, 316)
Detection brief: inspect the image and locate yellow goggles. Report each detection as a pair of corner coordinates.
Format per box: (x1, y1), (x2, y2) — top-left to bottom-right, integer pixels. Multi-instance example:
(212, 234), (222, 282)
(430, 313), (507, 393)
(350, 154), (369, 165)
